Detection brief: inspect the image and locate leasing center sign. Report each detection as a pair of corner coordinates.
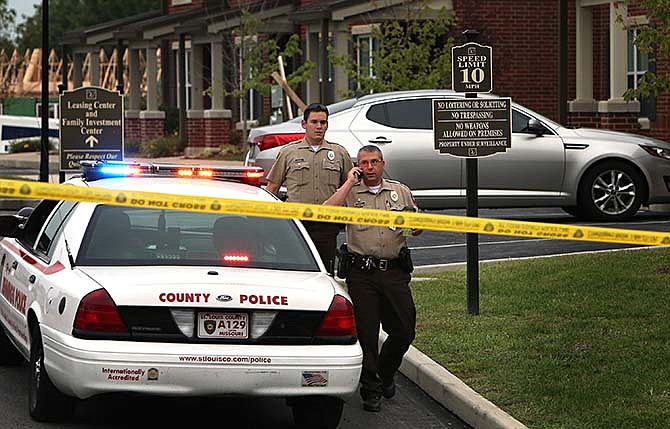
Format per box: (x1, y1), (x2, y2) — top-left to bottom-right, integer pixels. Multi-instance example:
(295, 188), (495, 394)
(59, 87), (123, 171)
(433, 98), (511, 158)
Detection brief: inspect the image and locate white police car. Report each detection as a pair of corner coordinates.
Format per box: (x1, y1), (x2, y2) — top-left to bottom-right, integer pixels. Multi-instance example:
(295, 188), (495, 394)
(0, 161), (362, 427)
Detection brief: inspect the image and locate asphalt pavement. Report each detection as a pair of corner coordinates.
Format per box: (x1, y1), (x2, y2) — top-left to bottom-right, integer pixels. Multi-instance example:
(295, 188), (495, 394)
(0, 151), (527, 429)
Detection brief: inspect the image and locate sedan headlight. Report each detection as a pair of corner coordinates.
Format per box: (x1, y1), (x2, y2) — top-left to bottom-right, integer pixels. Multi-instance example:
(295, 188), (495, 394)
(640, 145), (670, 161)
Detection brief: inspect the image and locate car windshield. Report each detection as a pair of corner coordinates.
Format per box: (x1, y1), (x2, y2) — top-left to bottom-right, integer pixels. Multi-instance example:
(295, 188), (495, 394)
(77, 205), (318, 271)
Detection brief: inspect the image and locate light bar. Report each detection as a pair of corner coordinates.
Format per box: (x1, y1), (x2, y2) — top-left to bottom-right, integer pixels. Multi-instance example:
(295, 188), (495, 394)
(80, 160), (264, 186)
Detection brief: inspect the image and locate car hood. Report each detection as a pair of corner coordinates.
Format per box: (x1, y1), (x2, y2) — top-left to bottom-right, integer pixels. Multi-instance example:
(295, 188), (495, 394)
(77, 266), (337, 311)
(567, 127), (670, 148)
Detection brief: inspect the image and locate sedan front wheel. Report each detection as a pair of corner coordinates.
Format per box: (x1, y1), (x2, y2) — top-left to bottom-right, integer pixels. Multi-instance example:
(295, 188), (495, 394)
(578, 161), (644, 221)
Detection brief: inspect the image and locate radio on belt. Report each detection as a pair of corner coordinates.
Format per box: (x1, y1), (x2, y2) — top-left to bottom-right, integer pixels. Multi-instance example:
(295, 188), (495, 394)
(80, 160), (264, 185)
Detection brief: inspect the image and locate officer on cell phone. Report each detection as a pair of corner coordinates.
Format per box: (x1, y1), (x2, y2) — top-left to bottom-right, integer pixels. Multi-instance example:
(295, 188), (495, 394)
(324, 144), (421, 413)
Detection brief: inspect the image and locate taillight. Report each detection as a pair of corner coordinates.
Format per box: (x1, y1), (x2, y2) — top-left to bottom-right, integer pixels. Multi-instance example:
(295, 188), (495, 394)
(254, 133), (305, 151)
(74, 289), (128, 333)
(315, 295), (356, 338)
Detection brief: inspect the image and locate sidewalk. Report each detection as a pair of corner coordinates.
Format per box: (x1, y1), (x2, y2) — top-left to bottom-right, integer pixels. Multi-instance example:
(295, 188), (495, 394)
(0, 150), (526, 429)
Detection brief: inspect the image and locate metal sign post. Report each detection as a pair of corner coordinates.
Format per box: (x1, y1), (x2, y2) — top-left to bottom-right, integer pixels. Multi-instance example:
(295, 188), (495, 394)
(434, 29), (511, 315)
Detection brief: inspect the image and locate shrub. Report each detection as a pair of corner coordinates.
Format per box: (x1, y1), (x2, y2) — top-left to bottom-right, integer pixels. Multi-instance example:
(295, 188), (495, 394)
(9, 138), (54, 153)
(140, 135), (179, 158)
(124, 140), (141, 155)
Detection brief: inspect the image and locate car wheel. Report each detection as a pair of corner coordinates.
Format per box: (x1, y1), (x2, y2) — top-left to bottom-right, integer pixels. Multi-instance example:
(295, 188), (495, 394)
(578, 161), (644, 221)
(290, 396), (344, 429)
(0, 326), (23, 364)
(29, 326), (74, 422)
(561, 206), (579, 217)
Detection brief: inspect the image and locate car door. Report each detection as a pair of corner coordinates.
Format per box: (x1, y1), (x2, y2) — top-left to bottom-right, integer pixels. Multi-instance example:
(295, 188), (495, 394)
(1, 200), (57, 349)
(349, 97), (462, 208)
(476, 108), (565, 206)
(1, 200), (74, 351)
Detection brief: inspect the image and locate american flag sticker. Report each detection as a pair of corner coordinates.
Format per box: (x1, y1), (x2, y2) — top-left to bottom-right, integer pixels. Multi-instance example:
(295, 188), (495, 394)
(301, 371), (329, 387)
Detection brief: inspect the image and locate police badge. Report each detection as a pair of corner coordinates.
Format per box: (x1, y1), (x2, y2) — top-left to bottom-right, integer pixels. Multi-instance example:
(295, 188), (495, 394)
(327, 150), (335, 161)
(204, 320), (216, 335)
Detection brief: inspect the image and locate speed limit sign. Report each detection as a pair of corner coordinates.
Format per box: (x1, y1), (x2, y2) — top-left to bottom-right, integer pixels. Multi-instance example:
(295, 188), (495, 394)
(452, 43), (492, 93)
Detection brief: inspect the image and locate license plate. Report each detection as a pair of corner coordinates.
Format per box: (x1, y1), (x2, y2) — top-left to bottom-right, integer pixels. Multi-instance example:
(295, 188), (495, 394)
(197, 312), (248, 339)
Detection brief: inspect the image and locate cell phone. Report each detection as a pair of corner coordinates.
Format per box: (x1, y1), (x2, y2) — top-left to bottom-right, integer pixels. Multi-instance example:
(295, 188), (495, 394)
(353, 170), (361, 180)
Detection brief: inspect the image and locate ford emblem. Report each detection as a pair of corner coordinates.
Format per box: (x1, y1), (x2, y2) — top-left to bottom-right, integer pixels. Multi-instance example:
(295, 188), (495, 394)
(216, 294), (233, 302)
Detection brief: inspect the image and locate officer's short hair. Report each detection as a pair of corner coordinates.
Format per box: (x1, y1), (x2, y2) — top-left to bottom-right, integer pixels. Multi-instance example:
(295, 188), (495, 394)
(303, 103), (329, 121)
(358, 145), (383, 160)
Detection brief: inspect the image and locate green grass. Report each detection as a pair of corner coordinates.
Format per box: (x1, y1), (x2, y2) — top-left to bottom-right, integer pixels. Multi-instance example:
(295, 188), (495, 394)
(411, 248), (670, 428)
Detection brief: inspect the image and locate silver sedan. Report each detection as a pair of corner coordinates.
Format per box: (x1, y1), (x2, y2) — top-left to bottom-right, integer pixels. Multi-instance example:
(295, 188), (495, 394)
(246, 90), (670, 221)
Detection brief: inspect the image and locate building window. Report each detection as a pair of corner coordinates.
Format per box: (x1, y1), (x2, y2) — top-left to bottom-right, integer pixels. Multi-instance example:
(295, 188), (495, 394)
(627, 28), (655, 119)
(234, 36), (260, 122)
(352, 25), (379, 93)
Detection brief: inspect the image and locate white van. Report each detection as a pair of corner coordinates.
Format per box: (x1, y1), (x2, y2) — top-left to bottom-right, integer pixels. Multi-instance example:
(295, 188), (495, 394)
(0, 115), (59, 154)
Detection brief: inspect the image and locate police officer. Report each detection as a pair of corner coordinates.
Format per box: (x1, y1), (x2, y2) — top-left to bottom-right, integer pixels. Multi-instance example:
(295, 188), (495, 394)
(324, 145), (422, 412)
(266, 103), (353, 274)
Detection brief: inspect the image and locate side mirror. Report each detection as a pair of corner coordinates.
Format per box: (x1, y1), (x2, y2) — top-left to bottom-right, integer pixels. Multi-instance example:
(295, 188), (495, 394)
(527, 118), (546, 136)
(0, 215), (24, 238)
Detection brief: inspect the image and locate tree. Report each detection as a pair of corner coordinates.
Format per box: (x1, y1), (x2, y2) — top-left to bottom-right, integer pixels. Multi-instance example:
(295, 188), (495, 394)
(0, 0), (15, 52)
(15, 0), (160, 51)
(208, 8), (314, 142)
(622, 0), (670, 101)
(330, 0), (455, 97)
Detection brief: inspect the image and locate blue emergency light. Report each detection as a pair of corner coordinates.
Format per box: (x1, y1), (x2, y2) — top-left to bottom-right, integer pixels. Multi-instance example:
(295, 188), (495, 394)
(80, 160), (264, 186)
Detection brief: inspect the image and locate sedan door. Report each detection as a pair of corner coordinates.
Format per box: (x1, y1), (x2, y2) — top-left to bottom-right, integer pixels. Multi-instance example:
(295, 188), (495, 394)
(349, 97), (463, 208)
(476, 108), (566, 207)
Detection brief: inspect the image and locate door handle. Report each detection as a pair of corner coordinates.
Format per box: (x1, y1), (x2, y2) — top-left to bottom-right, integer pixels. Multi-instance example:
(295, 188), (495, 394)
(11, 261), (17, 269)
(368, 137), (392, 144)
(29, 275), (36, 284)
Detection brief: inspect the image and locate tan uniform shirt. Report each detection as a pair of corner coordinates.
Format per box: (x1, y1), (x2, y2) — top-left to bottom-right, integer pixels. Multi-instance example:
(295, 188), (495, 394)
(343, 179), (417, 259)
(266, 139), (354, 204)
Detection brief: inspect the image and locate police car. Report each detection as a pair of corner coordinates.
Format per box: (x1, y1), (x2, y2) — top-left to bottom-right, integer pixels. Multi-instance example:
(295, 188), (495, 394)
(0, 161), (362, 427)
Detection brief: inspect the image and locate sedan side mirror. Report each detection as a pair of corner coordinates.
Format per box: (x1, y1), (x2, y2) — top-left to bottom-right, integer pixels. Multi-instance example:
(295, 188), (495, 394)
(527, 118), (546, 136)
(0, 215), (24, 238)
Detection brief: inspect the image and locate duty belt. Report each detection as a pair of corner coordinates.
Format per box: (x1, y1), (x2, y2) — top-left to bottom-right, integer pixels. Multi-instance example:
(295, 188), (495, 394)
(351, 253), (401, 272)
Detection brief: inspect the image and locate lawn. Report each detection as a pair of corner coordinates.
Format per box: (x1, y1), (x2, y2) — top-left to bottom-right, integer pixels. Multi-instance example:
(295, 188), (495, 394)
(411, 248), (670, 428)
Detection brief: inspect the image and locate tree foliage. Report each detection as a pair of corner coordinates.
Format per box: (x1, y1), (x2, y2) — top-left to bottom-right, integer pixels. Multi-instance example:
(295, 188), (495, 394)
(0, 0), (14, 52)
(330, 1), (455, 97)
(226, 10), (314, 98)
(15, 0), (161, 50)
(622, 0), (670, 101)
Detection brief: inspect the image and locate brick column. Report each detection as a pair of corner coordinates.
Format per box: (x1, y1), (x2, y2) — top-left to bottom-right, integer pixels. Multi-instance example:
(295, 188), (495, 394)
(186, 110), (205, 157)
(140, 110), (166, 143)
(125, 110), (141, 144)
(204, 109), (232, 150)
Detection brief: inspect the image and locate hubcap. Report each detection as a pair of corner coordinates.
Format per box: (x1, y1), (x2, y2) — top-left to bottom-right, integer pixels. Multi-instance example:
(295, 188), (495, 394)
(33, 354), (41, 385)
(591, 169), (636, 215)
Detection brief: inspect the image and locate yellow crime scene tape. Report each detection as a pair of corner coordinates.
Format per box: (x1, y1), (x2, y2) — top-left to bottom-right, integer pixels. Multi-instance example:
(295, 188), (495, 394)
(1, 178), (669, 247)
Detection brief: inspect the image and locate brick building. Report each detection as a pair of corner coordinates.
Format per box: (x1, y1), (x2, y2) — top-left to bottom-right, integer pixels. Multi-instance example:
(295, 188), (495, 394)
(63, 0), (669, 154)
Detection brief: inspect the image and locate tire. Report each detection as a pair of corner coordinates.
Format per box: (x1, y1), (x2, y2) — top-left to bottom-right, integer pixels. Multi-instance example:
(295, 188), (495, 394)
(0, 326), (24, 364)
(561, 206), (579, 217)
(290, 396), (344, 429)
(28, 326), (74, 422)
(578, 161), (644, 221)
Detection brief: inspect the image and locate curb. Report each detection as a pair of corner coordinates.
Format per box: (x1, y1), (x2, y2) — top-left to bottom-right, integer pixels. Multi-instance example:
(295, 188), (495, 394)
(382, 330), (527, 429)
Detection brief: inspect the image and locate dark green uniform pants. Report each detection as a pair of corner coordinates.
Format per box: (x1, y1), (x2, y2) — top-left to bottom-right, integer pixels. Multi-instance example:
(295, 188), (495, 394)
(303, 221), (340, 275)
(346, 265), (416, 398)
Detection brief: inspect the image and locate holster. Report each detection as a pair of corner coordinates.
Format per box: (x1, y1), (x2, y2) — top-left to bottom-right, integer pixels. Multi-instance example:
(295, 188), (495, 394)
(398, 246), (414, 273)
(336, 244), (353, 279)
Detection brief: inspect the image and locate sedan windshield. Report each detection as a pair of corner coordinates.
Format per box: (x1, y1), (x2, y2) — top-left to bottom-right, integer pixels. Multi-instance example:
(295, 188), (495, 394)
(77, 206), (318, 271)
